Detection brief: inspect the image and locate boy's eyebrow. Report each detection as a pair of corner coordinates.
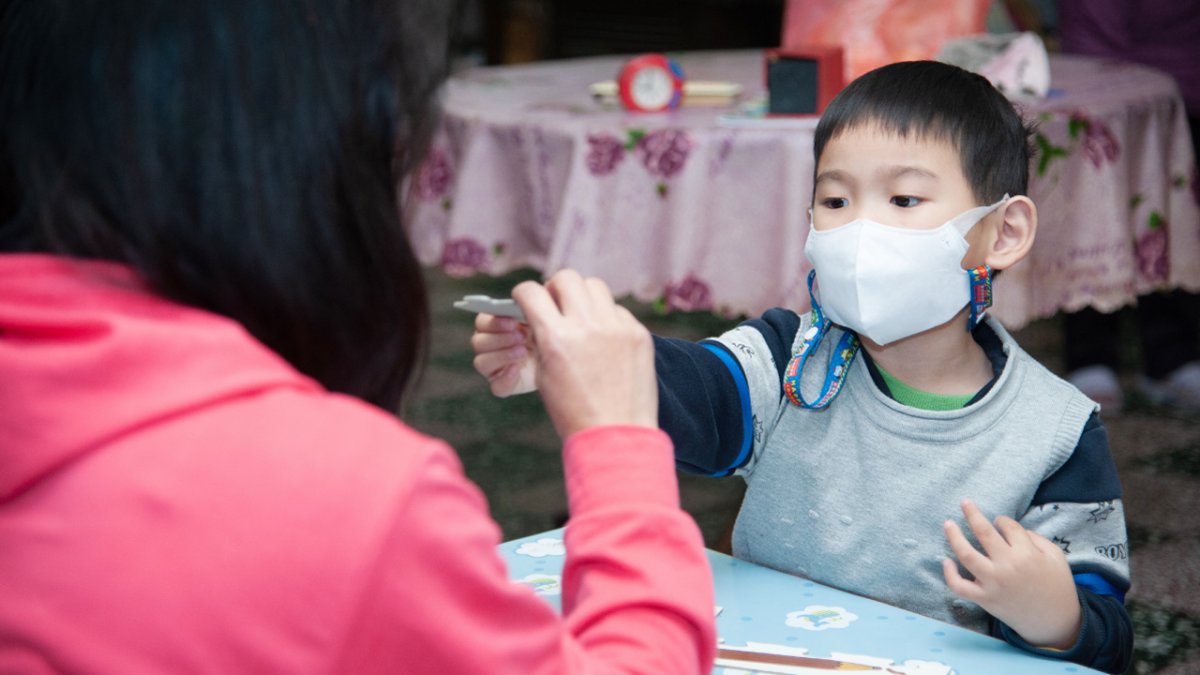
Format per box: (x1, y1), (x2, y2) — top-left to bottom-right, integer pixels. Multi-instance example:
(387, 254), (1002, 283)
(815, 165), (939, 187)
(880, 165), (938, 181)
(814, 169), (851, 186)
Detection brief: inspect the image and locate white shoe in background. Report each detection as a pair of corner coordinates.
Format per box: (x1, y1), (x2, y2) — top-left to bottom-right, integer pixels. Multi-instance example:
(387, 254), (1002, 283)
(1138, 361), (1200, 412)
(1067, 365), (1125, 413)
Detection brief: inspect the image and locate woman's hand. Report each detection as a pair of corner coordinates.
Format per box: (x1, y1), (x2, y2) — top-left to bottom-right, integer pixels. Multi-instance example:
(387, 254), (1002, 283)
(511, 269), (658, 439)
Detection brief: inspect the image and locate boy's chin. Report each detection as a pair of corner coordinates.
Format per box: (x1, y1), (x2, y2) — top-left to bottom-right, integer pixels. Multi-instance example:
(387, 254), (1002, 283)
(857, 308), (974, 351)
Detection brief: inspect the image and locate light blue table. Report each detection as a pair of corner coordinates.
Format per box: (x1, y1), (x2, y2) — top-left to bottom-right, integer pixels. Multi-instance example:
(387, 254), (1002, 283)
(500, 529), (1102, 675)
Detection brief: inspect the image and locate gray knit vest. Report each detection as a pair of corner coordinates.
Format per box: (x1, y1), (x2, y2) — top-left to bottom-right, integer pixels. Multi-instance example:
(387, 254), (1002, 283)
(722, 315), (1114, 632)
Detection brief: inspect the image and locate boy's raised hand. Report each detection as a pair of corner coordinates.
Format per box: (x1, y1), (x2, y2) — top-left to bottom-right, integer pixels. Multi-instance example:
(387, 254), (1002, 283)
(508, 270), (658, 439)
(472, 312), (538, 397)
(942, 499), (1082, 650)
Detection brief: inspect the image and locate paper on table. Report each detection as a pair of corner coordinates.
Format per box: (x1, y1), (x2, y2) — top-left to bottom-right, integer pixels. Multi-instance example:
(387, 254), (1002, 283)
(453, 295), (527, 323)
(589, 80), (743, 106)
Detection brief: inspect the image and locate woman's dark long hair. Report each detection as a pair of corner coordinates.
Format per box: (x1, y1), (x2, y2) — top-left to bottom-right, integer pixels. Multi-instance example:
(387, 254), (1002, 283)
(0, 0), (453, 411)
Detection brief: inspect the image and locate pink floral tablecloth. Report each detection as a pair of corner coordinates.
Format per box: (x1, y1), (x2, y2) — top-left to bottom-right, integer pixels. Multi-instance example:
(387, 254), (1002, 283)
(405, 50), (1200, 328)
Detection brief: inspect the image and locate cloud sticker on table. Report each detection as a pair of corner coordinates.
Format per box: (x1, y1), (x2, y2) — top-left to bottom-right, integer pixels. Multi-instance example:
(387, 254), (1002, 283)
(893, 659), (955, 675)
(516, 573), (562, 596)
(785, 605), (858, 631)
(515, 537), (565, 558)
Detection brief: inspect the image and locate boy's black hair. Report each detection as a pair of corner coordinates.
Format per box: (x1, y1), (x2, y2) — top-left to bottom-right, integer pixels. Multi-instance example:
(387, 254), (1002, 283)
(0, 0), (455, 411)
(813, 60), (1035, 202)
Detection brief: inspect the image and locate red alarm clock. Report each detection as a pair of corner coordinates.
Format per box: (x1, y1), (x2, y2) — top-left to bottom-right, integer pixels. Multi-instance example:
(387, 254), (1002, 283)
(617, 53), (685, 112)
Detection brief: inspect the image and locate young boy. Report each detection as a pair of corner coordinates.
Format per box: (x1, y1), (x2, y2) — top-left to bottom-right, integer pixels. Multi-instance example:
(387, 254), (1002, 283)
(471, 61), (1131, 673)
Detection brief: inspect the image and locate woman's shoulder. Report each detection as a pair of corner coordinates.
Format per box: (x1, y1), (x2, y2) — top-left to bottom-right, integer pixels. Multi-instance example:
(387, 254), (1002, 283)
(213, 386), (455, 473)
(120, 383), (464, 514)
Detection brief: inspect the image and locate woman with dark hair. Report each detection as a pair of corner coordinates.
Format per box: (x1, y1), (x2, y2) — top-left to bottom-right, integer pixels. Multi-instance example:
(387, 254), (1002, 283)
(0, 1), (715, 671)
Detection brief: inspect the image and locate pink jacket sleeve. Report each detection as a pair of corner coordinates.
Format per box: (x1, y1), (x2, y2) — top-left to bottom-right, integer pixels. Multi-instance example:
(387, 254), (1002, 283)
(334, 425), (716, 673)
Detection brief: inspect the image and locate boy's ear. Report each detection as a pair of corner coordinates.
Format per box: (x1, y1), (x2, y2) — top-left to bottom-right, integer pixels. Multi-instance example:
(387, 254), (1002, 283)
(984, 196), (1036, 271)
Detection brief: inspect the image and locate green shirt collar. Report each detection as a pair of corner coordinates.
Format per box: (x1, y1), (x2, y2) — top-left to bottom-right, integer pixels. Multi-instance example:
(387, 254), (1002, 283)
(874, 363), (976, 411)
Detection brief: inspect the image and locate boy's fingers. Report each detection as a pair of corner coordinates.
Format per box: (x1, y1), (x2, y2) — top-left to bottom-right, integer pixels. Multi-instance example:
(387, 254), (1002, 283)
(942, 558), (984, 602)
(961, 499), (1008, 558)
(471, 330), (525, 354)
(943, 519), (993, 580)
(486, 363), (522, 397)
(475, 312), (518, 333)
(474, 350), (522, 379)
(993, 515), (1032, 551)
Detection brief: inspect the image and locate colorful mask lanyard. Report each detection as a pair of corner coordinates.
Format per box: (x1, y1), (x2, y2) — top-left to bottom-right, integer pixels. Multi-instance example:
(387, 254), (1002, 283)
(966, 264), (994, 331)
(783, 265), (994, 410)
(783, 271), (860, 410)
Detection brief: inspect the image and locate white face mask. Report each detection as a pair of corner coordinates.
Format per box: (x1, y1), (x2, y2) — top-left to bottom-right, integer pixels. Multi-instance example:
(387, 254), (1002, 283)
(803, 196), (1008, 345)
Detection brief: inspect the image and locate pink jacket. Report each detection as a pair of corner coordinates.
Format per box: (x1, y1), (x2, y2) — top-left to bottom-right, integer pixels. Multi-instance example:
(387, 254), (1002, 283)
(0, 254), (715, 673)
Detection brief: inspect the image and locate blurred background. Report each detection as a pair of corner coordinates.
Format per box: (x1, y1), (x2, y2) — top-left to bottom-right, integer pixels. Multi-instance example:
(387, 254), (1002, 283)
(450, 0), (1057, 67)
(406, 2), (1200, 673)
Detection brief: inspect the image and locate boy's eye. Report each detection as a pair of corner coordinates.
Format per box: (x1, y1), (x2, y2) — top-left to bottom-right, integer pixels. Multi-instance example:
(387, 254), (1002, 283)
(890, 195), (922, 207)
(820, 197), (848, 209)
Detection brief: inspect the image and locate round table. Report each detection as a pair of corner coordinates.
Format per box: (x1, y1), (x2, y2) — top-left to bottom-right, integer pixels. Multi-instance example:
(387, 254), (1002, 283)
(405, 50), (1200, 328)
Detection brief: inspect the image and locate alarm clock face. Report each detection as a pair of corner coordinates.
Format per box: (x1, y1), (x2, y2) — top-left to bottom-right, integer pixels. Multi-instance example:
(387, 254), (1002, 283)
(617, 53), (684, 112)
(630, 66), (674, 111)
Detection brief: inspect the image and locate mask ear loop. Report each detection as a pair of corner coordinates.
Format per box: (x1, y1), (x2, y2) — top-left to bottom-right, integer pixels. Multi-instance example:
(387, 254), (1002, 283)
(959, 195), (1006, 332)
(950, 194), (1011, 236)
(967, 265), (993, 331)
